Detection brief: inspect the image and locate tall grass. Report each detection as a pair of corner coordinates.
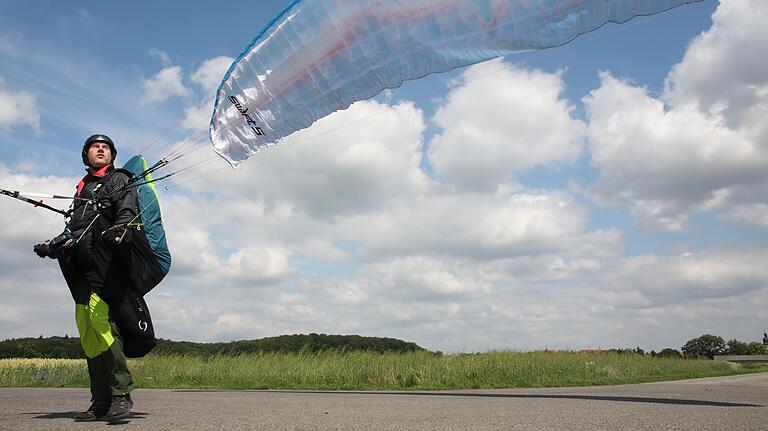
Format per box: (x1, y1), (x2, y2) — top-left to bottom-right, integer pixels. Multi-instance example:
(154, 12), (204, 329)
(1, 351), (764, 390)
(0, 358), (89, 388)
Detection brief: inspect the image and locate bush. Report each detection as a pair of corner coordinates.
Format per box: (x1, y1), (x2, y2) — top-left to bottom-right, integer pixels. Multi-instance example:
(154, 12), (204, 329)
(726, 339), (750, 355)
(657, 348), (681, 358)
(682, 334), (726, 359)
(747, 342), (767, 355)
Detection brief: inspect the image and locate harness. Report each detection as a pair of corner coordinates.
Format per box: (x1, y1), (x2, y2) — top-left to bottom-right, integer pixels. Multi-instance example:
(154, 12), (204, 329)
(70, 167), (135, 244)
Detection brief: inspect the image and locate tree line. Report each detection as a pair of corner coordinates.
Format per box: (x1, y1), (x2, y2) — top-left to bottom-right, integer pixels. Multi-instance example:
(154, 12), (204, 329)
(2, 332), (764, 360)
(0, 333), (426, 359)
(679, 334), (767, 359)
(604, 334), (767, 359)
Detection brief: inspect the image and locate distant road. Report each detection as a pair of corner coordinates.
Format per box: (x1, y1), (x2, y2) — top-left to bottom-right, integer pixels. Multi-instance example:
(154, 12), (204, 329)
(1, 373), (766, 430)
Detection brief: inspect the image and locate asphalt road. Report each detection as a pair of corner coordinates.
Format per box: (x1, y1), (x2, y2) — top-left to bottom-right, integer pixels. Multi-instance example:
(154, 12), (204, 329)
(1, 373), (766, 430)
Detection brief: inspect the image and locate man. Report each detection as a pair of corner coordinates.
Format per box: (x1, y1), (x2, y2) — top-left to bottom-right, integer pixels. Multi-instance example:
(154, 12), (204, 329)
(34, 134), (136, 421)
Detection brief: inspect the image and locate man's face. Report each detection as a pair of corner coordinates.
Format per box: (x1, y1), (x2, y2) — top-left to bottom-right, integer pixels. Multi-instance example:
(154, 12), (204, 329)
(87, 142), (112, 169)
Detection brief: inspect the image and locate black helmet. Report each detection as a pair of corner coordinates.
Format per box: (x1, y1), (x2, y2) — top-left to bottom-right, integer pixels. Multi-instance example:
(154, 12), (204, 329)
(82, 134), (117, 166)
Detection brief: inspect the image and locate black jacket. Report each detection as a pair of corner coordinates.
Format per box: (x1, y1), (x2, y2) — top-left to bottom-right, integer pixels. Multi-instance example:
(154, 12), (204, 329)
(69, 165), (137, 233)
(68, 165), (137, 268)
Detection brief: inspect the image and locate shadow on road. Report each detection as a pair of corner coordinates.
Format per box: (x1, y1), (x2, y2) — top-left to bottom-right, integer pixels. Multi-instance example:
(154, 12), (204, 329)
(176, 389), (761, 408)
(22, 411), (149, 423)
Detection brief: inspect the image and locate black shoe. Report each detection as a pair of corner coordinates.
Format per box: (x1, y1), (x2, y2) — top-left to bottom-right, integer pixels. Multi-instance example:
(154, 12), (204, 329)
(74, 399), (110, 421)
(104, 394), (133, 421)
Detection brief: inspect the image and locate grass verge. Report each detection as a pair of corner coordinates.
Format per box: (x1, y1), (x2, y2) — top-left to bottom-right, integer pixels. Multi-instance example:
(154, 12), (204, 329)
(1, 351), (766, 390)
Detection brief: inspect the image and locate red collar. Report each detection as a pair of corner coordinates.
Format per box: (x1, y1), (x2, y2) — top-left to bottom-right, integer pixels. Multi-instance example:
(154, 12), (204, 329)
(90, 164), (111, 177)
(77, 164), (112, 197)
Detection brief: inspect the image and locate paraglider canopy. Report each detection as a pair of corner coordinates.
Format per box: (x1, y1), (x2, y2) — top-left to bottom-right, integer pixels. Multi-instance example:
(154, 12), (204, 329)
(209, 0), (703, 166)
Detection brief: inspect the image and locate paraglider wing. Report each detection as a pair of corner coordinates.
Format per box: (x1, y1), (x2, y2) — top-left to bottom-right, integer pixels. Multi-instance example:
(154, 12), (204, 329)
(210, 0), (702, 165)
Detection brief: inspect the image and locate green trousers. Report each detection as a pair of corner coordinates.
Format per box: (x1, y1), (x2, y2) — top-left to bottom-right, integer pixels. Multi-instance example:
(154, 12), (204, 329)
(76, 292), (134, 400)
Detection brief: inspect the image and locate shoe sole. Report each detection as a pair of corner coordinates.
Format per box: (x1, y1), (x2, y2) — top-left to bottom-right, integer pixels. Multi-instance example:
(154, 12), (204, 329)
(74, 412), (106, 422)
(74, 417), (99, 422)
(106, 411), (131, 421)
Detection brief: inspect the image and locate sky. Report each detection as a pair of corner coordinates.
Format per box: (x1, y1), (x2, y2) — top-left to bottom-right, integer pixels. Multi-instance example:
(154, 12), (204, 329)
(0, 0), (766, 353)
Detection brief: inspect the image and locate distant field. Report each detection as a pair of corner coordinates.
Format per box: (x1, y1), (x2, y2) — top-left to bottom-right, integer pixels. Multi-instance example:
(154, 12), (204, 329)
(1, 351), (766, 390)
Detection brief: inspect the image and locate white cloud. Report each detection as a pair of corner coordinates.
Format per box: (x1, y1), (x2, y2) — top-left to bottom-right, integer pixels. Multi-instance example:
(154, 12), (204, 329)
(718, 203), (768, 227)
(377, 302), (463, 326)
(149, 48), (172, 66)
(167, 90), (602, 268)
(178, 56), (234, 131)
(362, 256), (493, 299)
(189, 99), (430, 219)
(585, 0), (768, 230)
(344, 191), (588, 260)
(180, 98), (214, 131)
(597, 248), (768, 307)
(665, 0), (768, 133)
(190, 56), (233, 93)
(325, 282), (368, 305)
(156, 194), (293, 287)
(428, 60), (585, 192)
(0, 86), (41, 133)
(223, 246), (292, 284)
(0, 164), (73, 239)
(481, 254), (604, 285)
(141, 66), (190, 104)
(585, 72), (760, 230)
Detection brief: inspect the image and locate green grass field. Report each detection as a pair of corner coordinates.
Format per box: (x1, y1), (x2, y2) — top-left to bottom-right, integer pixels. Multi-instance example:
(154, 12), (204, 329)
(1, 351), (765, 391)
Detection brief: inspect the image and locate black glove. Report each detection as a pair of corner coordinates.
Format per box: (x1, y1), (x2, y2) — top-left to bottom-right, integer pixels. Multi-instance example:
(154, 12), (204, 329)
(48, 232), (74, 257)
(102, 226), (131, 246)
(33, 242), (52, 259)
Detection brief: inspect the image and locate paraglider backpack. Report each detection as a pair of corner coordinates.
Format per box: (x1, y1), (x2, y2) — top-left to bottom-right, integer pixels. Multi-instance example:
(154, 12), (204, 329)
(111, 155), (173, 357)
(121, 155), (172, 296)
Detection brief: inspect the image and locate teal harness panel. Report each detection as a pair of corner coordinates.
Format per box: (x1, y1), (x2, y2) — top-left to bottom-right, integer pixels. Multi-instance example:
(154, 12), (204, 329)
(122, 156), (172, 275)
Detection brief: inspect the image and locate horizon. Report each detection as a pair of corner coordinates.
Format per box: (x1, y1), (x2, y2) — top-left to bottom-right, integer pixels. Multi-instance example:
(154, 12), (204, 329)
(4, 329), (767, 355)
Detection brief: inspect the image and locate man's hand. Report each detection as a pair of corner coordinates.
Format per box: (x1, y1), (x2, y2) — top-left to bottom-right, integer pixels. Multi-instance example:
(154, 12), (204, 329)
(34, 231), (74, 259)
(33, 242), (52, 259)
(44, 231), (75, 258)
(102, 226), (131, 246)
